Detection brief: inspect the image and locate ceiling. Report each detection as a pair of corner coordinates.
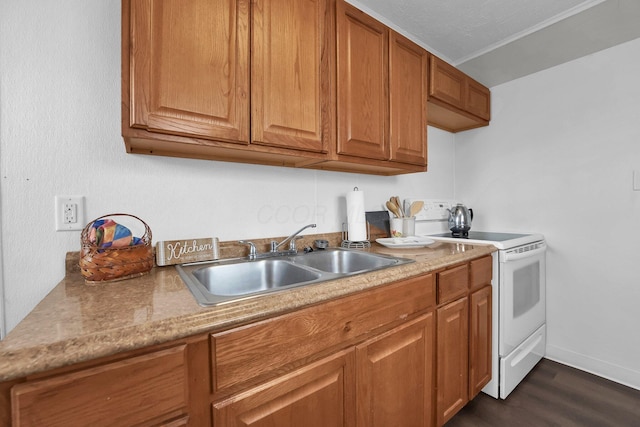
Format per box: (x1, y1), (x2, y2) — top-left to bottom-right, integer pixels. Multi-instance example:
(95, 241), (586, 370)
(350, 0), (640, 87)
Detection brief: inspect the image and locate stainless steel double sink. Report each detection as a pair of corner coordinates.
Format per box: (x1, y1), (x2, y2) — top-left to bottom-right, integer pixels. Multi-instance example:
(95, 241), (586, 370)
(176, 248), (413, 306)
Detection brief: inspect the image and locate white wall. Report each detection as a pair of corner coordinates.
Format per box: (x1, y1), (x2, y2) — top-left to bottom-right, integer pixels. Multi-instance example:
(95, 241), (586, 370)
(456, 38), (640, 390)
(0, 0), (455, 334)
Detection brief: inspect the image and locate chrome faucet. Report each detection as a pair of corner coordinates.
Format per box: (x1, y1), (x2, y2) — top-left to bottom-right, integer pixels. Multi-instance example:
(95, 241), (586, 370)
(271, 223), (317, 253)
(239, 223), (317, 260)
(239, 240), (257, 260)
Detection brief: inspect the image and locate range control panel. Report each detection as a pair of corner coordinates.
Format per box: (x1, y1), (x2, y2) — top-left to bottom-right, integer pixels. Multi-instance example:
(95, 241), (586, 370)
(404, 199), (458, 221)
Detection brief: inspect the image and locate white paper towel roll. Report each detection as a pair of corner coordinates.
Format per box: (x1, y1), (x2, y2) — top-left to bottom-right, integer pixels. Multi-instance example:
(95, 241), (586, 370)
(346, 188), (367, 241)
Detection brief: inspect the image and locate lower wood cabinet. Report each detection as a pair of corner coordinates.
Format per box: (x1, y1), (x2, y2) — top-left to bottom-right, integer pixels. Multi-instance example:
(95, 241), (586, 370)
(212, 273), (436, 427)
(9, 337), (210, 427)
(213, 348), (355, 427)
(213, 311), (436, 427)
(435, 256), (493, 426)
(356, 312), (435, 427)
(211, 273), (434, 395)
(469, 285), (492, 399)
(0, 255), (492, 427)
(436, 297), (469, 426)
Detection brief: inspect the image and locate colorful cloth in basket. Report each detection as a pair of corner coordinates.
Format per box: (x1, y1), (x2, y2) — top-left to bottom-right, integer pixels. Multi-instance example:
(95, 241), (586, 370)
(89, 219), (143, 248)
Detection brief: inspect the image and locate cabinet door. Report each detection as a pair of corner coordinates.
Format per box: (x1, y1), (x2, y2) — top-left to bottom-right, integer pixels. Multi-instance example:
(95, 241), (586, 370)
(127, 0), (250, 143)
(389, 31), (428, 166)
(428, 55), (465, 110)
(336, 0), (389, 160)
(356, 313), (435, 427)
(469, 285), (492, 399)
(213, 349), (355, 427)
(252, 0), (332, 153)
(436, 297), (469, 427)
(466, 78), (491, 121)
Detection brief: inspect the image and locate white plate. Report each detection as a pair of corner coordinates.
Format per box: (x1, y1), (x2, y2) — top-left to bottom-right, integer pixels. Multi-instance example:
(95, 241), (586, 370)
(376, 237), (436, 248)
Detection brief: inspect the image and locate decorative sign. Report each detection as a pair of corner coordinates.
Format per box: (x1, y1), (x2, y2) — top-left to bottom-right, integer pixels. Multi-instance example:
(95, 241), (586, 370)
(155, 237), (220, 266)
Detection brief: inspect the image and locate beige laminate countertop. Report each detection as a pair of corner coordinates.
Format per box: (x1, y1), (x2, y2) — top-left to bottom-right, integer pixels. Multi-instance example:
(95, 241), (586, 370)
(0, 241), (495, 382)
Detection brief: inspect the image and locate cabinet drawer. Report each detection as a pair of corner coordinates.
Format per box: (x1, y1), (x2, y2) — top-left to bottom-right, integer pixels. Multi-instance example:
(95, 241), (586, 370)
(212, 274), (435, 393)
(470, 255), (492, 290)
(11, 345), (188, 427)
(437, 264), (469, 304)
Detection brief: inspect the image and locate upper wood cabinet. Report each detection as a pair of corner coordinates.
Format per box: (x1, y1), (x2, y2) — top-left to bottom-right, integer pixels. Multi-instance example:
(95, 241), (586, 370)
(122, 0), (492, 173)
(123, 0), (434, 174)
(389, 31), (429, 166)
(428, 55), (491, 133)
(122, 0), (331, 167)
(311, 0), (427, 175)
(125, 0), (250, 144)
(251, 0), (332, 153)
(336, 2), (388, 161)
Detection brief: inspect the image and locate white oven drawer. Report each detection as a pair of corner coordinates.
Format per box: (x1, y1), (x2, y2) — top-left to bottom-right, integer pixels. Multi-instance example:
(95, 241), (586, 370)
(499, 247), (546, 355)
(499, 324), (546, 399)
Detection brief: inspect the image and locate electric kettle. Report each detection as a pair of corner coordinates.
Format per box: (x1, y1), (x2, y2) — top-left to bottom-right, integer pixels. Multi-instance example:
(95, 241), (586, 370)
(447, 203), (473, 236)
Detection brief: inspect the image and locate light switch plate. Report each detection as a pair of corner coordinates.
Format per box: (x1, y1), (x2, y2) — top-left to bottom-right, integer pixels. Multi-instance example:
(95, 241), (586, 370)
(55, 195), (85, 231)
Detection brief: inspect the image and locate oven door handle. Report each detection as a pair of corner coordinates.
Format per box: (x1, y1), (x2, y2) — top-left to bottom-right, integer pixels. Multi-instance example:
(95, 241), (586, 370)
(501, 243), (547, 262)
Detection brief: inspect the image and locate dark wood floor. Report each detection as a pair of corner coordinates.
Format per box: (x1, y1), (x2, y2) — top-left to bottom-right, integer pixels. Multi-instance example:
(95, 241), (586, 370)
(446, 359), (640, 427)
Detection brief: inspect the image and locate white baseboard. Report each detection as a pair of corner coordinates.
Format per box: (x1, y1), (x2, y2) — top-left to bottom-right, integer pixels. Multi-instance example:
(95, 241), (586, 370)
(546, 344), (640, 391)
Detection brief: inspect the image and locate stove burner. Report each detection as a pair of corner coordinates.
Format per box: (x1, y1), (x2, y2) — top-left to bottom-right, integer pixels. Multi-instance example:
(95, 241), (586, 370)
(451, 230), (469, 238)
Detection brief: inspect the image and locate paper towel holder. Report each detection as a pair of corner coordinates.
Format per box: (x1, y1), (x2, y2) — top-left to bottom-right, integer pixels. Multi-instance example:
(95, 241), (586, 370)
(340, 222), (371, 249)
(343, 186), (371, 249)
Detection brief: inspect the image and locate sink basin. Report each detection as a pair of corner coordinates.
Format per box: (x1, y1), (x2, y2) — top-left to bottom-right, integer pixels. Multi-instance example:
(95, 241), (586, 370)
(288, 249), (399, 274)
(192, 259), (321, 296)
(176, 248), (413, 306)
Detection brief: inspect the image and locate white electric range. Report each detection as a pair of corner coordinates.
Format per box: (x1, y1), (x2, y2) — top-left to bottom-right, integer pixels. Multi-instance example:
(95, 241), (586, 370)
(406, 199), (547, 399)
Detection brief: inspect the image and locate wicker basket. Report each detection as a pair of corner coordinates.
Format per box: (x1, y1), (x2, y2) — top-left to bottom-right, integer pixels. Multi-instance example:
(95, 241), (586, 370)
(79, 213), (154, 283)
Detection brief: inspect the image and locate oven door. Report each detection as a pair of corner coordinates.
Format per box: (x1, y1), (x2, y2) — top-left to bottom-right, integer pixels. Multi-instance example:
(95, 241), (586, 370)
(499, 241), (546, 356)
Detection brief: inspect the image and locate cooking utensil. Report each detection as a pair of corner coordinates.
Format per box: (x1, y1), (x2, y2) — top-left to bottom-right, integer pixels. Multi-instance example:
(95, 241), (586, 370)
(386, 201), (401, 218)
(392, 196), (404, 217)
(387, 198), (401, 217)
(408, 201), (424, 217)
